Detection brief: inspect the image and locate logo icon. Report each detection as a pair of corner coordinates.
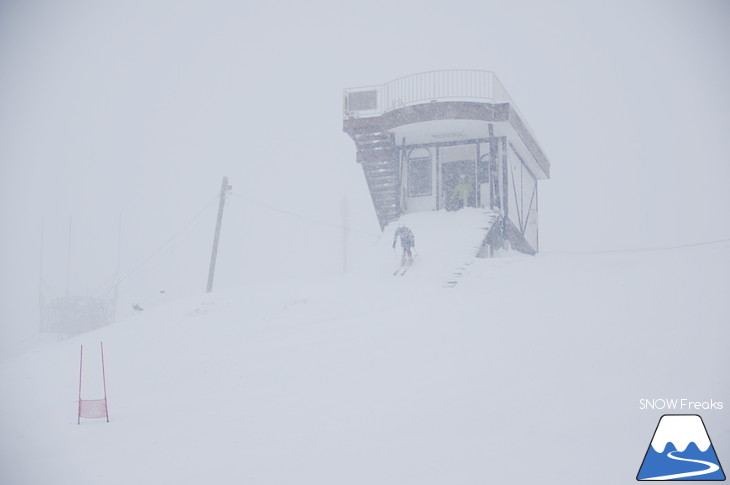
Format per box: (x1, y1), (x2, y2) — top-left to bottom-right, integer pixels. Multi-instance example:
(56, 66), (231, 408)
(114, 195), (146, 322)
(637, 414), (725, 481)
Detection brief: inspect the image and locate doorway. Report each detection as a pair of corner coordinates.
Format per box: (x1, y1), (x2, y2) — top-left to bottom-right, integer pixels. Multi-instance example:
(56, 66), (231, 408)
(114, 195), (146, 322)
(441, 160), (476, 211)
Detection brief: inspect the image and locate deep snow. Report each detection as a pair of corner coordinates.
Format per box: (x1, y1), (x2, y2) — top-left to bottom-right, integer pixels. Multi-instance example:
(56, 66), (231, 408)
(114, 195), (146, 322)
(1, 211), (728, 484)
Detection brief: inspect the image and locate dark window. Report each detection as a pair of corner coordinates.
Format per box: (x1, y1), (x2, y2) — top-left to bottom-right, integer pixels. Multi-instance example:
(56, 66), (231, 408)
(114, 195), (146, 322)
(408, 157), (432, 196)
(347, 91), (377, 111)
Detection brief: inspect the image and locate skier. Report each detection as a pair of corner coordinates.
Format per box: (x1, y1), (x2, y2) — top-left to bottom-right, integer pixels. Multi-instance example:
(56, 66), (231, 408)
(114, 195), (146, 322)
(392, 225), (415, 265)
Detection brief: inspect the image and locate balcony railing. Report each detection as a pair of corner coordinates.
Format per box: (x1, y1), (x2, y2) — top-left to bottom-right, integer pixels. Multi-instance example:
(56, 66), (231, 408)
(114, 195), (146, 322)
(343, 70), (517, 119)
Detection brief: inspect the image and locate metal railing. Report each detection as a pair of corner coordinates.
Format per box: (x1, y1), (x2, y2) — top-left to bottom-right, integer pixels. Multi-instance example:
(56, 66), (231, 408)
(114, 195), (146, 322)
(343, 70), (515, 119)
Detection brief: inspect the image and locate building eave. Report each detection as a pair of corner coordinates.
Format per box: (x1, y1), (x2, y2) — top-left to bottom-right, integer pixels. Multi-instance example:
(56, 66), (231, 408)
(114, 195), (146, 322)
(344, 101), (550, 178)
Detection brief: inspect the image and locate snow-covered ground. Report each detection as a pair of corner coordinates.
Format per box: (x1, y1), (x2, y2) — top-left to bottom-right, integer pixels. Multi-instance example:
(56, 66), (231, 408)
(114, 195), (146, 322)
(1, 211), (728, 484)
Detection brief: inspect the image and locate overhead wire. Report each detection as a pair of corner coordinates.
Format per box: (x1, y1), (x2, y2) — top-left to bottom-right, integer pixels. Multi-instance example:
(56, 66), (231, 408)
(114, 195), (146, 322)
(228, 194), (730, 253)
(228, 192), (380, 237)
(91, 193), (221, 297)
(544, 237), (730, 255)
(92, 190), (380, 298)
(115, 210), (214, 297)
(85, 187), (729, 298)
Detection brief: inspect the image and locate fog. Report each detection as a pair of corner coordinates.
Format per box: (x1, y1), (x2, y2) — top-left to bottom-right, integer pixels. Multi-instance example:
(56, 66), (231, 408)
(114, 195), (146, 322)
(1, 0), (729, 346)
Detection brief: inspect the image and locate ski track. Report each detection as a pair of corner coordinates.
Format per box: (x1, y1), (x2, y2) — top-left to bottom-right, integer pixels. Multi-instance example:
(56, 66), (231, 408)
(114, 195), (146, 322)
(640, 451), (720, 480)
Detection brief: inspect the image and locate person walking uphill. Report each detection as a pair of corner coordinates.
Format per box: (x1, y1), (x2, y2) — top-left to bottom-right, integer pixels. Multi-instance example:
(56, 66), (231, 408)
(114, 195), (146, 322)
(393, 225), (415, 265)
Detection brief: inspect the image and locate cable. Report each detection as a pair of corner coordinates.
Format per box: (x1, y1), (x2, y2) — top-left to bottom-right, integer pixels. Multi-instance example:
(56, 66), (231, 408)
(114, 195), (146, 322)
(544, 237), (730, 255)
(91, 193), (220, 297)
(228, 192), (380, 237)
(115, 212), (211, 297)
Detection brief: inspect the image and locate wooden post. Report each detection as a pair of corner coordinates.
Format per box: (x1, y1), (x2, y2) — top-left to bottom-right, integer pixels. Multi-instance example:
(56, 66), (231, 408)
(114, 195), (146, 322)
(113, 214), (121, 322)
(66, 217), (72, 297)
(341, 196), (348, 273)
(38, 218), (44, 332)
(207, 177), (232, 293)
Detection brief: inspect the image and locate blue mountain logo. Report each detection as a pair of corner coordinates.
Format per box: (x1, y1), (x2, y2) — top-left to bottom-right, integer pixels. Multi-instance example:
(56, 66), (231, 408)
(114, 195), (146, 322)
(637, 414), (725, 481)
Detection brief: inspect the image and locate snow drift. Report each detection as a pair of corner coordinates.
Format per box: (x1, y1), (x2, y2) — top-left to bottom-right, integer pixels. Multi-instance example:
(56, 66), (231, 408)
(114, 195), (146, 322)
(1, 226), (728, 485)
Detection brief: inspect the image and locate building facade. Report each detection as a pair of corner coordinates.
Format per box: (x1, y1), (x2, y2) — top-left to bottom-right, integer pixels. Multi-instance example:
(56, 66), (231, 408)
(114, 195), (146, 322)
(343, 70), (550, 255)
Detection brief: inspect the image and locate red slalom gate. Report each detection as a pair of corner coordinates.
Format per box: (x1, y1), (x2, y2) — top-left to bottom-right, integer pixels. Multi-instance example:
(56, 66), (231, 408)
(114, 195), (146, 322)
(77, 342), (109, 424)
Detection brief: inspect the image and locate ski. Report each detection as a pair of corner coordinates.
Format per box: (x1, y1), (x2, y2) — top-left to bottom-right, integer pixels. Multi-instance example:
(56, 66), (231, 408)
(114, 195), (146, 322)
(393, 260), (412, 276)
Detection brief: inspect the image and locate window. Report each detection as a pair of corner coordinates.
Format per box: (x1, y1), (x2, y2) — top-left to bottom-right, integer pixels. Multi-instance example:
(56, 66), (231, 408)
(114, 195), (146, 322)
(347, 91), (377, 111)
(408, 157), (432, 196)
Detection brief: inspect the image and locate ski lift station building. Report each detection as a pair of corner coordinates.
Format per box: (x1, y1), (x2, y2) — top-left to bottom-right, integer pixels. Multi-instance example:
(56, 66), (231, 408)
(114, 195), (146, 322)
(343, 70), (550, 255)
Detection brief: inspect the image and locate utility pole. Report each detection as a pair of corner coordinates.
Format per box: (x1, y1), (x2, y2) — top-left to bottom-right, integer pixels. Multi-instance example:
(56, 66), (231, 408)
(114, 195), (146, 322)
(341, 196), (349, 273)
(39, 218), (44, 333)
(207, 176), (232, 293)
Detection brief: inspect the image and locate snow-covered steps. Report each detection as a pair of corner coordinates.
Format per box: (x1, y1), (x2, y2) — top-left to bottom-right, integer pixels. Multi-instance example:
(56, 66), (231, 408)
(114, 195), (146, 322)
(442, 211), (502, 288)
(443, 261), (473, 288)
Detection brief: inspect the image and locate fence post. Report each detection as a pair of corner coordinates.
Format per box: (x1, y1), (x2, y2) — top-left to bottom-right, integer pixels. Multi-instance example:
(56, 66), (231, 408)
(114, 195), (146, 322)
(77, 345), (83, 425)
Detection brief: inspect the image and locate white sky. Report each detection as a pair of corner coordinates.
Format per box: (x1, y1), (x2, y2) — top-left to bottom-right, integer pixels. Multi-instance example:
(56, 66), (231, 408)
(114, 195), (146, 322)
(1, 0), (729, 344)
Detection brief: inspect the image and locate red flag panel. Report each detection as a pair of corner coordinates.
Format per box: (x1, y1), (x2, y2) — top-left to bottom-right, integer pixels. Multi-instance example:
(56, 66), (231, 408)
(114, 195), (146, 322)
(79, 399), (108, 419)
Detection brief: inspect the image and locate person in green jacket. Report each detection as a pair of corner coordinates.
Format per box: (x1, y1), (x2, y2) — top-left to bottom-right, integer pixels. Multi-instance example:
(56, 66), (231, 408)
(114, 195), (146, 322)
(454, 174), (471, 209)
